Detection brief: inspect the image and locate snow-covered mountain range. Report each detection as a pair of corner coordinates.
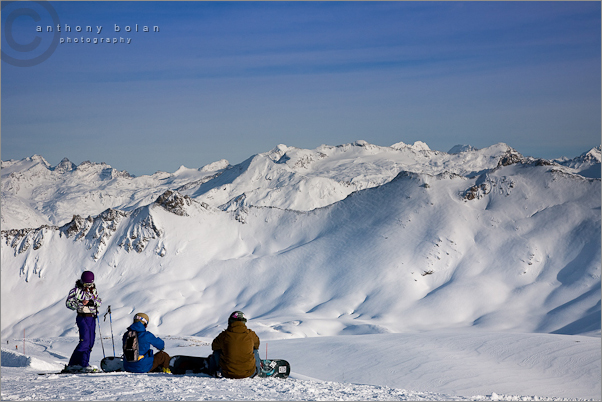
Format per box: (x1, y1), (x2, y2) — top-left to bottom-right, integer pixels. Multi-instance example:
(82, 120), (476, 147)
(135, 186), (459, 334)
(1, 140), (600, 343)
(3, 141), (599, 231)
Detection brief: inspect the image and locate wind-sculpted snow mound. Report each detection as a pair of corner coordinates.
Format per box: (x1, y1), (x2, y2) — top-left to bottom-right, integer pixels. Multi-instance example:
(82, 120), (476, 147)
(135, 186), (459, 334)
(1, 349), (61, 371)
(1, 349), (30, 367)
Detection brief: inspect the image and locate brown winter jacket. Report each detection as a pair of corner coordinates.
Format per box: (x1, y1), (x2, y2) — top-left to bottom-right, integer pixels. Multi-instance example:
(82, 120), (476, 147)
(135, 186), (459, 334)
(212, 321), (260, 379)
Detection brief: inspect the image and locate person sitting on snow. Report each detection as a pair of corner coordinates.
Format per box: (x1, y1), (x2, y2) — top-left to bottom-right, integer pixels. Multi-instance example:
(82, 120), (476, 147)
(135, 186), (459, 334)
(64, 270), (102, 373)
(122, 313), (171, 373)
(209, 311), (261, 378)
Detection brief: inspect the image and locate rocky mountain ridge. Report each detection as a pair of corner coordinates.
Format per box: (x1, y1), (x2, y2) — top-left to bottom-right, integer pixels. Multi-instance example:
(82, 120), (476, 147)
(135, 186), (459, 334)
(2, 141), (599, 231)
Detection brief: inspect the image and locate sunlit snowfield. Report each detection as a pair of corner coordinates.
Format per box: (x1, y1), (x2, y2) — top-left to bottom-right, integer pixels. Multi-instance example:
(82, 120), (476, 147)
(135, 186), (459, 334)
(2, 330), (600, 400)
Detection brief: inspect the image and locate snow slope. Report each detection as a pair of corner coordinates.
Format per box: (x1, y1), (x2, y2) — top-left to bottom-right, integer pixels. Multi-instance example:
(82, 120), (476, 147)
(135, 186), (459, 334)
(2, 330), (600, 400)
(1, 140), (600, 400)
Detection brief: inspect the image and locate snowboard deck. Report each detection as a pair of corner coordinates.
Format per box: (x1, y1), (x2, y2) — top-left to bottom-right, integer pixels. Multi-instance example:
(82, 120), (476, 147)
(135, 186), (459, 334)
(100, 356), (124, 372)
(169, 355), (209, 375)
(169, 355), (290, 378)
(258, 359), (290, 378)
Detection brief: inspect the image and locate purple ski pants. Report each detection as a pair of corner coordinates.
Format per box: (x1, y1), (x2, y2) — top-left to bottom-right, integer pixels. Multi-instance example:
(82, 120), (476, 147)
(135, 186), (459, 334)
(68, 315), (96, 367)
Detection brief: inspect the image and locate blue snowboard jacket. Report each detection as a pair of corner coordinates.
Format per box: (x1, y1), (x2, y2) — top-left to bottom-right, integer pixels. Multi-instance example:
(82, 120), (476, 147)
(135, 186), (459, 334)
(122, 321), (165, 373)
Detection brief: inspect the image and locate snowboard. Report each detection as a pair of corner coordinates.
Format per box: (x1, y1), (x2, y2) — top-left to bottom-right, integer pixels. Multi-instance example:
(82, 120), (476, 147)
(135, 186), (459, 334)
(39, 365), (103, 375)
(100, 356), (124, 372)
(169, 355), (290, 378)
(169, 355), (210, 375)
(258, 359), (290, 378)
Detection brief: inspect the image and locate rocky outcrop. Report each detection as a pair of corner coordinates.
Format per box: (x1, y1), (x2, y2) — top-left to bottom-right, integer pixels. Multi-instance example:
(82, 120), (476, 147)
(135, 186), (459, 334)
(155, 190), (193, 216)
(219, 193), (249, 224)
(2, 225), (57, 255)
(119, 210), (163, 254)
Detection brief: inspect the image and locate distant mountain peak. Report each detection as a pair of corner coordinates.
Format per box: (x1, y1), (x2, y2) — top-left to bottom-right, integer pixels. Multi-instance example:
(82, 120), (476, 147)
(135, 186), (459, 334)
(53, 157), (76, 173)
(581, 146), (601, 163)
(390, 141), (431, 152)
(448, 144), (478, 154)
(553, 145), (601, 179)
(412, 141), (431, 151)
(200, 159), (230, 172)
(496, 147), (524, 168)
(1, 154), (50, 170)
(1, 141), (599, 232)
(267, 144), (292, 161)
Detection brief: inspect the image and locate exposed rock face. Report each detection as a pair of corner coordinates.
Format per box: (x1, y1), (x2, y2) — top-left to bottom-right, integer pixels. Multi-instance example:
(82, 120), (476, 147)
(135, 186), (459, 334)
(155, 190), (193, 216)
(63, 215), (94, 240)
(119, 211), (163, 254)
(2, 225), (57, 255)
(496, 149), (524, 168)
(2, 190), (208, 259)
(462, 174), (515, 201)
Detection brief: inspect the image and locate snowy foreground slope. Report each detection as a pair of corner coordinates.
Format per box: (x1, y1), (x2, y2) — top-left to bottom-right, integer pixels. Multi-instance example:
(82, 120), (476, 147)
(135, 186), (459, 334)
(1, 141), (601, 400)
(1, 330), (600, 400)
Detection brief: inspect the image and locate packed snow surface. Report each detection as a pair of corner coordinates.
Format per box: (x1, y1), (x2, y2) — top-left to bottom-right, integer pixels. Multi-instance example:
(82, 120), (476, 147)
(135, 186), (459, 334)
(1, 140), (600, 400)
(2, 330), (600, 400)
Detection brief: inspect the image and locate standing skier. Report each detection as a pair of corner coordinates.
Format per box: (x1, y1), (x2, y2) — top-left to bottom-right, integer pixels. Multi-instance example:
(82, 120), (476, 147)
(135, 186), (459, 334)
(209, 311), (261, 378)
(122, 313), (171, 373)
(64, 270), (102, 372)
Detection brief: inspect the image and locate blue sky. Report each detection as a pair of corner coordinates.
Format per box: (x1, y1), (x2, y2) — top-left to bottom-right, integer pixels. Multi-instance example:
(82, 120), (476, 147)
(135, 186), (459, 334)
(2, 1), (600, 176)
